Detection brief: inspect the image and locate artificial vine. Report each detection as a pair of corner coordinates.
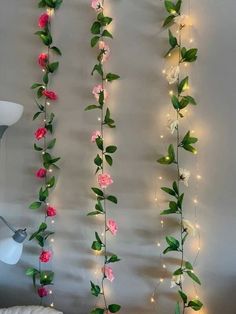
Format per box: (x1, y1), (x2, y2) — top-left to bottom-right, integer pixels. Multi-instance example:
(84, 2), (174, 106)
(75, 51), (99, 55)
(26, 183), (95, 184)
(157, 1), (203, 313)
(85, 1), (121, 313)
(26, 0), (62, 303)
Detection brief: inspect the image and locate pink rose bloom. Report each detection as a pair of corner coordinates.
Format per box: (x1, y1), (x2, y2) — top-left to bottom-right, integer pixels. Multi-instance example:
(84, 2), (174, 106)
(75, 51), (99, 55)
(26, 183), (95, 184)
(91, 0), (103, 12)
(36, 168), (47, 178)
(38, 13), (50, 29)
(38, 286), (48, 298)
(38, 53), (48, 68)
(102, 266), (114, 282)
(92, 84), (108, 101)
(107, 219), (118, 235)
(91, 130), (101, 143)
(98, 173), (113, 189)
(35, 127), (47, 140)
(39, 250), (52, 263)
(46, 206), (57, 217)
(42, 89), (58, 100)
(99, 41), (110, 63)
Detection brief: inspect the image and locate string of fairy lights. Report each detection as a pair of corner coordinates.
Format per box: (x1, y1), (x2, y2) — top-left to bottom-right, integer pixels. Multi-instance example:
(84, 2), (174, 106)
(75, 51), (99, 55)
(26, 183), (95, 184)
(151, 0), (203, 310)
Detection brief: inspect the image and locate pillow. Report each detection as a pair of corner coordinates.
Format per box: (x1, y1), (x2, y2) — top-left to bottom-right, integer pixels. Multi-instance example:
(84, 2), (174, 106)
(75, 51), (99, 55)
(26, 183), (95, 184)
(0, 306), (63, 314)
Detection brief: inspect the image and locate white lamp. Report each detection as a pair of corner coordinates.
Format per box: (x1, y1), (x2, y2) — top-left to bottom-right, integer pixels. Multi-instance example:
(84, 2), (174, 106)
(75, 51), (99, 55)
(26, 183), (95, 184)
(0, 101), (24, 138)
(0, 216), (27, 265)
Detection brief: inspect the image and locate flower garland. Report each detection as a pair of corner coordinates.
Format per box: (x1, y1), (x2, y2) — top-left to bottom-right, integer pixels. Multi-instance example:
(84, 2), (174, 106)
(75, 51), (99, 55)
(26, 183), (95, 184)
(26, 0), (62, 305)
(156, 0), (203, 313)
(86, 1), (121, 313)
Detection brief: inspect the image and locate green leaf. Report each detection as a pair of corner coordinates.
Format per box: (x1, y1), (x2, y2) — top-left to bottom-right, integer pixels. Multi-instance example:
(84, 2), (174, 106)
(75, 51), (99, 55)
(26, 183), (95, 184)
(102, 29), (113, 38)
(107, 255), (121, 263)
(39, 187), (48, 202)
(163, 15), (175, 27)
(171, 95), (180, 110)
(47, 138), (56, 149)
(160, 208), (178, 215)
(91, 63), (103, 76)
(91, 36), (100, 47)
(90, 309), (104, 314)
(29, 201), (42, 209)
(105, 154), (113, 166)
(165, 0), (177, 14)
(26, 268), (39, 276)
(54, 0), (63, 9)
(106, 146), (117, 153)
(161, 187), (176, 196)
(168, 29), (178, 48)
(188, 299), (203, 311)
(94, 154), (102, 167)
(95, 231), (103, 244)
(40, 271), (54, 285)
(47, 176), (55, 188)
(107, 195), (118, 204)
(85, 104), (101, 111)
(51, 46), (62, 55)
(90, 281), (101, 297)
(175, 302), (180, 314)
(91, 241), (102, 251)
(157, 144), (175, 165)
(91, 187), (104, 197)
(31, 83), (43, 89)
(87, 211), (103, 216)
(177, 193), (184, 209)
(91, 21), (101, 34)
(185, 261), (193, 270)
(182, 95), (197, 105)
(108, 304), (121, 313)
(48, 62), (59, 73)
(172, 181), (179, 195)
(166, 236), (180, 249)
(186, 271), (201, 285)
(182, 48), (198, 62)
(173, 268), (183, 275)
(178, 76), (189, 94)
(33, 111), (42, 120)
(178, 290), (187, 304)
(34, 143), (43, 151)
(106, 73), (120, 82)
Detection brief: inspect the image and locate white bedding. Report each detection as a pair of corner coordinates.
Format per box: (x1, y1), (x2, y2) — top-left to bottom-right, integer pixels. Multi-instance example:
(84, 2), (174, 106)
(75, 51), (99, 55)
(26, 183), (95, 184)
(0, 306), (63, 314)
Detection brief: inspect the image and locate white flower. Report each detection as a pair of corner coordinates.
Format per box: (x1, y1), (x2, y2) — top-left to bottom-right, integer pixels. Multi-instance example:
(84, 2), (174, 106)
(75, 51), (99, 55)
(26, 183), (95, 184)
(174, 14), (187, 26)
(182, 219), (196, 236)
(168, 119), (179, 134)
(166, 66), (180, 84)
(179, 168), (191, 186)
(170, 275), (184, 288)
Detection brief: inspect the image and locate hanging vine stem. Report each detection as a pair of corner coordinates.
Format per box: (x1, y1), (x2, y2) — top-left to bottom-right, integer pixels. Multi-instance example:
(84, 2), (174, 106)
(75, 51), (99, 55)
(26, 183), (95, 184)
(86, 1), (121, 313)
(156, 0), (203, 313)
(26, 0), (63, 305)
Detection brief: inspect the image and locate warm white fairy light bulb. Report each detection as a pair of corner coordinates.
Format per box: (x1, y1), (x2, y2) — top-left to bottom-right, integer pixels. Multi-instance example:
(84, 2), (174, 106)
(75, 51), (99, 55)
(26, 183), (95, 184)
(160, 278), (164, 283)
(157, 242), (161, 247)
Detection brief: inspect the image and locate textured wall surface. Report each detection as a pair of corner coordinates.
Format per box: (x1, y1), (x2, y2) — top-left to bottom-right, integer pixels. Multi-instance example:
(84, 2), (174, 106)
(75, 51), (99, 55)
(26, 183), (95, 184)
(0, 0), (235, 313)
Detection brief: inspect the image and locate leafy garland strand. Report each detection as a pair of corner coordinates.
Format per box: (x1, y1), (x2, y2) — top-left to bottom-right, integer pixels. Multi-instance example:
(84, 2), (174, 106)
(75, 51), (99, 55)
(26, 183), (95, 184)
(157, 1), (203, 313)
(26, 0), (62, 303)
(86, 1), (121, 313)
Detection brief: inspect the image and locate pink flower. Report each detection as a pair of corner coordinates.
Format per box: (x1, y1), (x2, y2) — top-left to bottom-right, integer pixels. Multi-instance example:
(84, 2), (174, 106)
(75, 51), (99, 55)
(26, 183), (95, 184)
(91, 130), (101, 143)
(38, 13), (50, 29)
(102, 266), (114, 282)
(46, 206), (57, 217)
(36, 168), (47, 178)
(98, 173), (113, 189)
(107, 219), (118, 235)
(99, 41), (110, 63)
(91, 0), (103, 12)
(38, 286), (48, 298)
(35, 127), (47, 140)
(38, 53), (48, 68)
(92, 84), (108, 102)
(39, 250), (52, 263)
(42, 90), (58, 101)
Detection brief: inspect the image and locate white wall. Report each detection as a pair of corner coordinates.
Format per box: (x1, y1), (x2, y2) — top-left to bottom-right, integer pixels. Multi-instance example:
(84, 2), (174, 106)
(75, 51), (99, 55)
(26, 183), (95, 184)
(0, 0), (235, 313)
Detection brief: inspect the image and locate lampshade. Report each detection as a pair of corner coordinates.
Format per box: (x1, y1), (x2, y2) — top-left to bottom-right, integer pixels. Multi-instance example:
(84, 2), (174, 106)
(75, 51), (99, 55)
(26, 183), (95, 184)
(0, 101), (23, 126)
(0, 237), (23, 265)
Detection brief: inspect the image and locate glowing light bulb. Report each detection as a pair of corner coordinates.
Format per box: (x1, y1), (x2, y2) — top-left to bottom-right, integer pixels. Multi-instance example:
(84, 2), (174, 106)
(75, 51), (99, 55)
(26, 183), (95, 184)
(189, 38), (194, 43)
(150, 297), (155, 303)
(49, 168), (53, 173)
(49, 290), (52, 294)
(169, 90), (174, 96)
(193, 199), (198, 204)
(42, 69), (45, 73)
(162, 69), (166, 74)
(101, 232), (104, 237)
(50, 303), (54, 308)
(165, 156), (170, 161)
(51, 238), (54, 243)
(196, 174), (202, 180)
(155, 197), (158, 201)
(160, 135), (164, 139)
(162, 264), (166, 269)
(98, 117), (101, 121)
(42, 151), (45, 155)
(168, 53), (172, 57)
(194, 150), (198, 155)
(157, 242), (161, 247)
(166, 113), (170, 117)
(195, 224), (200, 229)
(160, 278), (164, 283)
(161, 220), (164, 226)
(51, 220), (55, 224)
(184, 63), (188, 67)
(46, 101), (50, 106)
(44, 275), (47, 279)
(43, 119), (46, 122)
(198, 247), (201, 251)
(195, 295), (199, 299)
(46, 202), (50, 206)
